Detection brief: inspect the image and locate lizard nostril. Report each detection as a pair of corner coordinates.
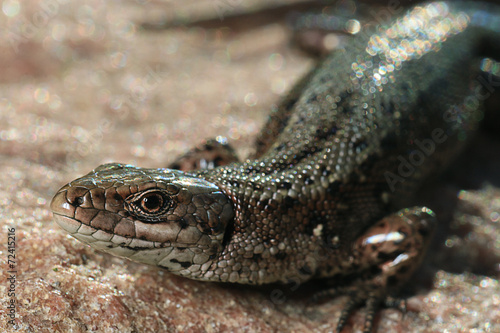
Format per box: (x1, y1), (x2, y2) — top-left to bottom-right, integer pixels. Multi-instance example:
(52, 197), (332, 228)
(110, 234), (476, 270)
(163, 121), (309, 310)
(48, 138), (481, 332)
(65, 186), (91, 208)
(71, 196), (84, 207)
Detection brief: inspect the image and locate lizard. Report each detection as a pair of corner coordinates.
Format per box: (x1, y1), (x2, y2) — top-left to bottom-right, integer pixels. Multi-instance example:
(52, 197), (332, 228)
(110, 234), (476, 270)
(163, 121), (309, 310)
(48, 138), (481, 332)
(50, 2), (500, 332)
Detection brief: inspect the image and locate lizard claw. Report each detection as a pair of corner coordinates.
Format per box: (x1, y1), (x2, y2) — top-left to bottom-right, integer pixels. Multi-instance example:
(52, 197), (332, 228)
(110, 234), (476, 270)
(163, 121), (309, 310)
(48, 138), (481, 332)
(312, 284), (385, 333)
(312, 285), (402, 333)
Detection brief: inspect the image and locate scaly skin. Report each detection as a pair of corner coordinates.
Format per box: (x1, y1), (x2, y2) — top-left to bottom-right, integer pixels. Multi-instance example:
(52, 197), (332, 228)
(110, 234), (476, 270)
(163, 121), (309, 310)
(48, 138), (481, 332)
(51, 2), (500, 332)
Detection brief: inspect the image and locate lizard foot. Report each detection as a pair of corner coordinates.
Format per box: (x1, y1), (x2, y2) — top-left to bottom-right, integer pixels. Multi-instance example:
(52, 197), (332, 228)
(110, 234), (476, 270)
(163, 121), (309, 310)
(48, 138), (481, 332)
(168, 137), (239, 171)
(313, 207), (436, 332)
(312, 282), (406, 332)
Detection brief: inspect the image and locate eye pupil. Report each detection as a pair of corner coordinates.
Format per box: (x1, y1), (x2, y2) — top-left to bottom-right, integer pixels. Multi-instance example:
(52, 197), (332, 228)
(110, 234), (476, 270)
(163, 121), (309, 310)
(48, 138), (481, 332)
(141, 193), (163, 212)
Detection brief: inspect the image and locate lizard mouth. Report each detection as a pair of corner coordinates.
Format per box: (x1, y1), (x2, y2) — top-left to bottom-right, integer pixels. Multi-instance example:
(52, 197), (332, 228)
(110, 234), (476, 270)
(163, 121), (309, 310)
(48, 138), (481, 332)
(52, 211), (216, 271)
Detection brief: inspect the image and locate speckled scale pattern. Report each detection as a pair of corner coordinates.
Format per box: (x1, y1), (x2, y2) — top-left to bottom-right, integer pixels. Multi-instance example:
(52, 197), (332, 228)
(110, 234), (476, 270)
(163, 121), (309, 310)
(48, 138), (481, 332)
(51, 1), (499, 292)
(189, 2), (500, 284)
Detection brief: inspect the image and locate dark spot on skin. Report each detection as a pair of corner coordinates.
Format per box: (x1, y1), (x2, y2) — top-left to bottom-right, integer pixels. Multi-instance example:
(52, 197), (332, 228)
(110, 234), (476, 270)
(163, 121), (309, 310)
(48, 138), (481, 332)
(307, 94), (318, 103)
(275, 252), (287, 260)
(349, 172), (360, 183)
(377, 251), (401, 261)
(326, 181), (340, 195)
(124, 246), (150, 251)
(303, 212), (327, 237)
(388, 275), (399, 286)
(170, 259), (192, 268)
(383, 100), (396, 114)
(280, 182), (292, 190)
(296, 115), (307, 124)
(197, 220), (213, 235)
(337, 90), (353, 114)
(353, 140), (368, 152)
(348, 263), (360, 272)
(418, 225), (430, 236)
(377, 252), (389, 261)
(210, 224), (223, 234)
(177, 247), (186, 251)
(283, 196), (295, 209)
(252, 253), (262, 261)
(368, 266), (382, 276)
(256, 200), (267, 210)
(267, 198), (278, 209)
(274, 143), (285, 151)
(398, 266), (409, 275)
(380, 132), (398, 151)
(266, 145), (317, 169)
(179, 218), (189, 229)
(316, 126), (338, 140)
(299, 264), (312, 276)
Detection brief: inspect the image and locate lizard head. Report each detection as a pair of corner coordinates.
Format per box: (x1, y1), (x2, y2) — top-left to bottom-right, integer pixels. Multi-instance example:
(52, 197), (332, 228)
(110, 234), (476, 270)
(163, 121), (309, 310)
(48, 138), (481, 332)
(50, 163), (234, 277)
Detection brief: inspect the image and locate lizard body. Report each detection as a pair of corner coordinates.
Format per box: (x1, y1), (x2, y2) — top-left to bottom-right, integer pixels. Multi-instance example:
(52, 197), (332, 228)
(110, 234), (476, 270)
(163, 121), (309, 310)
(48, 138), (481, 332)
(51, 2), (500, 331)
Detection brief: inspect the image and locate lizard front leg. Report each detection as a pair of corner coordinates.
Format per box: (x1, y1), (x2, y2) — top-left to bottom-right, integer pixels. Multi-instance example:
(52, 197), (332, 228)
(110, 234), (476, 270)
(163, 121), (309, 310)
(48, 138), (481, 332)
(168, 137), (239, 171)
(316, 207), (436, 332)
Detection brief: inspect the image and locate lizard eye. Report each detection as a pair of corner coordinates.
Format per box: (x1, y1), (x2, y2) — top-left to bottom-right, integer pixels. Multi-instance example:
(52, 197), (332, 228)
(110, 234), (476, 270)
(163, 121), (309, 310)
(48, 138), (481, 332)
(140, 191), (166, 213)
(125, 189), (173, 219)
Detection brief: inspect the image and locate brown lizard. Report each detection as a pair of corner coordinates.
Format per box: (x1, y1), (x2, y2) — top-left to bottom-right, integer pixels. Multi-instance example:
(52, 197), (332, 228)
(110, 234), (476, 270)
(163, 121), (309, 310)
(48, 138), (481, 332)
(51, 2), (500, 331)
